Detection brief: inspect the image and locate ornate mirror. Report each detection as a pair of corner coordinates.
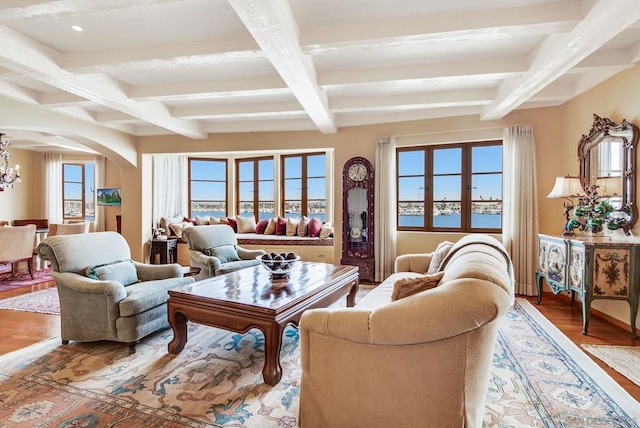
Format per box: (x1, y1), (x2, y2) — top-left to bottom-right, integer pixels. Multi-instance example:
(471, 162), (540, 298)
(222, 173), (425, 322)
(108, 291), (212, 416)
(577, 114), (639, 234)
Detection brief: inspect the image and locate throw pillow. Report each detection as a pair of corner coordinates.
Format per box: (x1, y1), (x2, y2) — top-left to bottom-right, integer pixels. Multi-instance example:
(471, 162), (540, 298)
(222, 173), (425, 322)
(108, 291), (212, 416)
(160, 214), (183, 234)
(255, 218), (269, 234)
(276, 217), (287, 236)
(236, 216), (257, 233)
(169, 221), (193, 238)
(195, 215), (210, 225)
(264, 217), (277, 235)
(220, 216), (237, 232)
(286, 217), (300, 236)
(391, 271), (445, 301)
(297, 215), (310, 237)
(307, 217), (322, 237)
(209, 217), (221, 225)
(86, 259), (138, 286)
(204, 245), (240, 263)
(319, 222), (333, 239)
(426, 240), (454, 275)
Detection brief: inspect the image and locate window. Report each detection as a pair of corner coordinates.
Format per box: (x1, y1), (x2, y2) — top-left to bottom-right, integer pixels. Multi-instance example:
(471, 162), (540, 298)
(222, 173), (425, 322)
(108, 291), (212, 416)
(189, 158), (227, 218)
(63, 163), (95, 220)
(397, 141), (502, 232)
(236, 157), (274, 221)
(282, 153), (326, 221)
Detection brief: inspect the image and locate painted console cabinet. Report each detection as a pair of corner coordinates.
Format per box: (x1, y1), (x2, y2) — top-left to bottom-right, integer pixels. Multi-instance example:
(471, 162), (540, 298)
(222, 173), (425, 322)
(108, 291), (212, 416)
(536, 234), (639, 338)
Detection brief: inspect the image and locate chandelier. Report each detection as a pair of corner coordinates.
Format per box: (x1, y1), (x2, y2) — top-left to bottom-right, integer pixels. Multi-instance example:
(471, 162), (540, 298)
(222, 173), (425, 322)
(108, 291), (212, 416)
(0, 133), (21, 191)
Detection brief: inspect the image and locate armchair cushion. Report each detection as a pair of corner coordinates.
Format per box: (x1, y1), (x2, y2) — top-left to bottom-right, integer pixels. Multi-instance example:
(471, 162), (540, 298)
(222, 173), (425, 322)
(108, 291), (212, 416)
(204, 244), (240, 263)
(87, 259), (138, 286)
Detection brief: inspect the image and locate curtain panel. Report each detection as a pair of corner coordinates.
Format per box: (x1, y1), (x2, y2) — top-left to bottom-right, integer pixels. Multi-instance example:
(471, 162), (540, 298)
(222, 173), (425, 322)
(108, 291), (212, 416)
(152, 155), (188, 227)
(44, 153), (63, 224)
(374, 136), (397, 282)
(502, 125), (539, 296)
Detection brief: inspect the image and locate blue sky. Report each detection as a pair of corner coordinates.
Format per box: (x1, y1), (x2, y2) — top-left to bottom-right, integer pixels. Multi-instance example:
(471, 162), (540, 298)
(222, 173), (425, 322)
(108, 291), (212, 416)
(63, 163), (95, 200)
(398, 145), (502, 201)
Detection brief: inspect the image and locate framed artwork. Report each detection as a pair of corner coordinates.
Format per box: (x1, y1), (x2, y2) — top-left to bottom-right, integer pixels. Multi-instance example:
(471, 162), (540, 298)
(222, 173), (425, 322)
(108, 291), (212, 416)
(97, 188), (122, 206)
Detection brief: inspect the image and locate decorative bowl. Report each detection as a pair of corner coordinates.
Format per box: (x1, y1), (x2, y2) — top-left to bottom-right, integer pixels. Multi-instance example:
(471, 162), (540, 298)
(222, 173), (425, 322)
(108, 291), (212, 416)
(258, 252), (300, 279)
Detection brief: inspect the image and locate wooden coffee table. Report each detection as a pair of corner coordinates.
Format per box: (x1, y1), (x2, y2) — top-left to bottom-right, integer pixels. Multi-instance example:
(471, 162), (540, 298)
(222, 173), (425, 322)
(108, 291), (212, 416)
(167, 261), (359, 386)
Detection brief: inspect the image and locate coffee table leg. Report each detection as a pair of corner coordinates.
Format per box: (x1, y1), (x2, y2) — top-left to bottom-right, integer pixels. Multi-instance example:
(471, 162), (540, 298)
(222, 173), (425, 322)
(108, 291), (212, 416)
(167, 309), (188, 354)
(346, 279), (359, 307)
(261, 322), (285, 386)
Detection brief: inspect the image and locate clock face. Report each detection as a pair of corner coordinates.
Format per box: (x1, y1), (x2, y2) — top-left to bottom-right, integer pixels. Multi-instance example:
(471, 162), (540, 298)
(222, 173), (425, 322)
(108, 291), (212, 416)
(350, 227), (361, 238)
(348, 163), (368, 181)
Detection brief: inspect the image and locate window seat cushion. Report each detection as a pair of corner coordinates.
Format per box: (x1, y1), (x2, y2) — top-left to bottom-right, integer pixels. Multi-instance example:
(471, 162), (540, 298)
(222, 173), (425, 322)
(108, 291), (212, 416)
(235, 233), (333, 246)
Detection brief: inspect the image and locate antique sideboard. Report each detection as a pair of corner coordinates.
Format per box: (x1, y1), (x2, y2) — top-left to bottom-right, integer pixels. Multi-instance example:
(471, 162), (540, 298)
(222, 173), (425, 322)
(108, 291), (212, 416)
(536, 233), (639, 338)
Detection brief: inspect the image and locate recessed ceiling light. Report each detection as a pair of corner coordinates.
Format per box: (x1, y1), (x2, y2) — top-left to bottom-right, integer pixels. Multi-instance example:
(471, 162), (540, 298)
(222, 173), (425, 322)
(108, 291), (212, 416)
(72, 25), (83, 32)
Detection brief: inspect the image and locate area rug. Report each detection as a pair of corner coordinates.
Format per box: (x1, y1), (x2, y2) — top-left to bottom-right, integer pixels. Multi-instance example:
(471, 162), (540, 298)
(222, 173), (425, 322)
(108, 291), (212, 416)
(581, 344), (640, 387)
(0, 287), (59, 315)
(0, 265), (53, 292)
(0, 299), (637, 427)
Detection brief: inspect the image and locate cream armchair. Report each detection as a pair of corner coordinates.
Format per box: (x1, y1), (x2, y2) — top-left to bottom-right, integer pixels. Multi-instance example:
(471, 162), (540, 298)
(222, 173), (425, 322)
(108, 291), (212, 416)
(37, 231), (195, 352)
(298, 234), (514, 428)
(182, 225), (266, 280)
(0, 224), (36, 278)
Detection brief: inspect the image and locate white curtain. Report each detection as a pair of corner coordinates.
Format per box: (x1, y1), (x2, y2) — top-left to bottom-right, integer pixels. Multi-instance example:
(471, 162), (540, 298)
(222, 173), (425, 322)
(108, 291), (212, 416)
(503, 125), (539, 296)
(374, 136), (397, 282)
(152, 154), (188, 227)
(94, 155), (106, 231)
(44, 153), (63, 223)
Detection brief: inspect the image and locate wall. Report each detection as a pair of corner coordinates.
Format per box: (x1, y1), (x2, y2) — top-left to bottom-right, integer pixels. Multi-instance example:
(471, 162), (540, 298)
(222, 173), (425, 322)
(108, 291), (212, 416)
(0, 147), (41, 222)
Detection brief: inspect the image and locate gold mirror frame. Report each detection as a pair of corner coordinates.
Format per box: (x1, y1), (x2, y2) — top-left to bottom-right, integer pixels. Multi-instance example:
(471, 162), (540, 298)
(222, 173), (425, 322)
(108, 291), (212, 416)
(577, 114), (639, 235)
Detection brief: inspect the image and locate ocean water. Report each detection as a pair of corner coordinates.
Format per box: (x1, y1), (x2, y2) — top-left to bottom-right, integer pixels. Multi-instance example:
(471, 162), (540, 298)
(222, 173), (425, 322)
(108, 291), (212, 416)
(400, 213), (501, 229)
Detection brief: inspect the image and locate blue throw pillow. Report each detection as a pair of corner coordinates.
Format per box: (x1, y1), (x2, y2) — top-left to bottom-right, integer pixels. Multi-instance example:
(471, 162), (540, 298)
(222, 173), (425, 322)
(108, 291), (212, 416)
(86, 259), (138, 286)
(204, 245), (240, 263)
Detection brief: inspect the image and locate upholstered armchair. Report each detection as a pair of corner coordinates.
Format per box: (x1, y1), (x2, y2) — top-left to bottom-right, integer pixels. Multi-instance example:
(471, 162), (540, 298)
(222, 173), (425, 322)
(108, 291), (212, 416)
(182, 225), (266, 280)
(37, 231), (195, 352)
(0, 224), (36, 278)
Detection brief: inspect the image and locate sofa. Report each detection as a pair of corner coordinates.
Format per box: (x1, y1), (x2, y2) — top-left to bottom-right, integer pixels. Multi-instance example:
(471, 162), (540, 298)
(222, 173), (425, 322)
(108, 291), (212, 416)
(37, 231), (195, 352)
(298, 234), (514, 428)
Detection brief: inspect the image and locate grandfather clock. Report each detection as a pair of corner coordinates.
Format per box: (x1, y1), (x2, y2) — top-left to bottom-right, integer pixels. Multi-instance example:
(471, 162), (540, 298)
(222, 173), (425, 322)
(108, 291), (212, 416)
(341, 157), (375, 282)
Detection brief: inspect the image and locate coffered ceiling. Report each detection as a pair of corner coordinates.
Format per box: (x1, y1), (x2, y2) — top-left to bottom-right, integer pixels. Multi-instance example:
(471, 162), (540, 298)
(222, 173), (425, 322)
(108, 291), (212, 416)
(1, 0), (639, 153)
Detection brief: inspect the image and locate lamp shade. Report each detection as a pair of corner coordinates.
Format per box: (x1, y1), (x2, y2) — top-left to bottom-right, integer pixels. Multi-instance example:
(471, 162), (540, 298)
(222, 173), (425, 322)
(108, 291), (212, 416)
(547, 176), (586, 198)
(596, 176), (622, 197)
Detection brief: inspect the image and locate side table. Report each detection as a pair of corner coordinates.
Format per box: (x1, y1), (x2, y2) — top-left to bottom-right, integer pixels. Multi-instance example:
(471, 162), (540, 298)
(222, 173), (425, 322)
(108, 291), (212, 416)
(150, 238), (178, 264)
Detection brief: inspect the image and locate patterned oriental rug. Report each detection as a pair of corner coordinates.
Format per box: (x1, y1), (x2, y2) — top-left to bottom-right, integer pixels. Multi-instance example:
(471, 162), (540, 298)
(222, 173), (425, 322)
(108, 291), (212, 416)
(0, 299), (637, 427)
(0, 265), (53, 292)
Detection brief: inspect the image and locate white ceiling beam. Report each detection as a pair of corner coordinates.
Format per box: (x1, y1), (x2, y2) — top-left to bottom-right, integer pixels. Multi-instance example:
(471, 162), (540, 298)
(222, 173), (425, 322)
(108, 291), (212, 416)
(40, 91), (94, 107)
(0, 25), (205, 138)
(331, 88), (494, 113)
(482, 0), (640, 120)
(0, 0), (189, 24)
(321, 58), (526, 89)
(129, 76), (291, 101)
(0, 81), (40, 104)
(228, 0), (336, 134)
(303, 1), (582, 54)
(337, 106), (483, 128)
(63, 36), (263, 74)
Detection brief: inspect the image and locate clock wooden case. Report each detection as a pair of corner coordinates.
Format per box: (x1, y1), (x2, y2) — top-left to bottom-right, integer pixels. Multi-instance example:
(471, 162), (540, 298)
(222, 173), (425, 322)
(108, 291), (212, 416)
(341, 157), (375, 282)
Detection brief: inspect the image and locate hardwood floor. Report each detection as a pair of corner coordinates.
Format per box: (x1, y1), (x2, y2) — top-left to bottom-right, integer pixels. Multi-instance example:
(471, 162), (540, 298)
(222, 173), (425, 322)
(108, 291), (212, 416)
(0, 281), (637, 402)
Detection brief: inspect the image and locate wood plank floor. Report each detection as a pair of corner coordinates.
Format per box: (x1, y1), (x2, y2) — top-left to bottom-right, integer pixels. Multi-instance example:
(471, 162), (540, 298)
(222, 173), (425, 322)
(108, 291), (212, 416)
(0, 281), (637, 402)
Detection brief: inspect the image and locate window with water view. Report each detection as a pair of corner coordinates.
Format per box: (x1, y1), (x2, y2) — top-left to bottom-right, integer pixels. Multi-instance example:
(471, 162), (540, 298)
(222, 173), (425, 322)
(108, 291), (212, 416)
(63, 163), (95, 221)
(397, 141), (502, 232)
